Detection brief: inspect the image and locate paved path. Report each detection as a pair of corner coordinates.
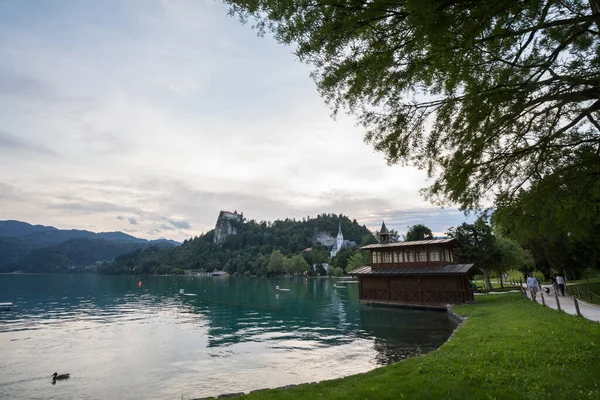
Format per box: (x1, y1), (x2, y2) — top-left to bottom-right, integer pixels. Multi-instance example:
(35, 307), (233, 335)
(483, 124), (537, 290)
(524, 284), (600, 323)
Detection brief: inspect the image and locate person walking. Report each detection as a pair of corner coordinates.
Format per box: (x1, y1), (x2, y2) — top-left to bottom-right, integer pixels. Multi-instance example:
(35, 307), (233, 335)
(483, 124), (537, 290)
(550, 276), (558, 295)
(556, 274), (565, 296)
(527, 274), (539, 299)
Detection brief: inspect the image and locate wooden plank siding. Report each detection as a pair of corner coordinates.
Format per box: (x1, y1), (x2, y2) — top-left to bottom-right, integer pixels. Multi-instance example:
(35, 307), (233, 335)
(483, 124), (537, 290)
(358, 275), (474, 308)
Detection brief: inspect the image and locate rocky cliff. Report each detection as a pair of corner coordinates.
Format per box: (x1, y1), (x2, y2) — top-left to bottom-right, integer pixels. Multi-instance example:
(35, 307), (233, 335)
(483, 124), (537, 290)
(313, 231), (335, 247)
(213, 210), (243, 245)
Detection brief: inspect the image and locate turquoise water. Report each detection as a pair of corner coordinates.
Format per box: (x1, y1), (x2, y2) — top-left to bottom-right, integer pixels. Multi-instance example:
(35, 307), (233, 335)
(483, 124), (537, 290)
(0, 274), (455, 399)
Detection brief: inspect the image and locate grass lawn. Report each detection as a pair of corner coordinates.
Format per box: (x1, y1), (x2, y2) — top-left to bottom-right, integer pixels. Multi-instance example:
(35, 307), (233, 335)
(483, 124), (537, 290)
(567, 282), (600, 305)
(212, 294), (600, 400)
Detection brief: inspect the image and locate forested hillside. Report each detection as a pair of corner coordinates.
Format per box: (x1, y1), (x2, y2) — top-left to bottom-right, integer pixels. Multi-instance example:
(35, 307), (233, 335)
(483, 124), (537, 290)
(0, 220), (178, 273)
(100, 213), (375, 276)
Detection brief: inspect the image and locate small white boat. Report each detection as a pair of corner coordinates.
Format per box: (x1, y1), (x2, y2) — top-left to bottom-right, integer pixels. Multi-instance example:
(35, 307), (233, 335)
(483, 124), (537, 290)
(275, 285), (290, 292)
(0, 302), (14, 311)
(179, 289), (198, 296)
(333, 284), (346, 289)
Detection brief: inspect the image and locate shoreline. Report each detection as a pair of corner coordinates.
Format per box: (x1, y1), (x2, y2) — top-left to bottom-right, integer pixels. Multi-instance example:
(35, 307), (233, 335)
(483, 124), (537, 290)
(187, 293), (600, 399)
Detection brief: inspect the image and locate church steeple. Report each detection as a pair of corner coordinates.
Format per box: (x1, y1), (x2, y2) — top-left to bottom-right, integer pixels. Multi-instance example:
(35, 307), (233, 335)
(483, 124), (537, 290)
(379, 221), (390, 244)
(330, 221), (344, 258)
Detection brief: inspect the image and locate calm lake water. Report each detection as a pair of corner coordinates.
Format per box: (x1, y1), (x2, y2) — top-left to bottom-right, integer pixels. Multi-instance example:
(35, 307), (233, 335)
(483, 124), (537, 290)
(0, 274), (455, 399)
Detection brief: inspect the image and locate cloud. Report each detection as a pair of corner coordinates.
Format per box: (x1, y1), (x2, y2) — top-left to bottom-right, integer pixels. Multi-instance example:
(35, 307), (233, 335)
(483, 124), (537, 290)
(167, 219), (191, 229)
(0, 130), (58, 156)
(0, 69), (53, 99)
(0, 1), (470, 242)
(360, 208), (476, 237)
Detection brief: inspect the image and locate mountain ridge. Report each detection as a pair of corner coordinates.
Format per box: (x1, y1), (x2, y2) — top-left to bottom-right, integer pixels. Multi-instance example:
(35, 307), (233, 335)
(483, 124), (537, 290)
(0, 220), (180, 273)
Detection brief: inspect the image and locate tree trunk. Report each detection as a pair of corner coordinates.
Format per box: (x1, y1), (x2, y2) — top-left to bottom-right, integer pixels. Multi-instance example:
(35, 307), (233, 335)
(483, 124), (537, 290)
(499, 272), (504, 288)
(482, 268), (493, 291)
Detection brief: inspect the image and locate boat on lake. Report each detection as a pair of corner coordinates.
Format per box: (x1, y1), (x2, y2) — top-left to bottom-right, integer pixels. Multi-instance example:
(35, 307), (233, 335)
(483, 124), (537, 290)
(333, 284), (346, 289)
(275, 285), (290, 292)
(179, 289), (198, 296)
(0, 302), (14, 311)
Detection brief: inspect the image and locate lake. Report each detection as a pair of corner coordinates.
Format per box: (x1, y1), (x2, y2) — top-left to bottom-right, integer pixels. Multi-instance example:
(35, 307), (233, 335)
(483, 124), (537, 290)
(0, 274), (456, 399)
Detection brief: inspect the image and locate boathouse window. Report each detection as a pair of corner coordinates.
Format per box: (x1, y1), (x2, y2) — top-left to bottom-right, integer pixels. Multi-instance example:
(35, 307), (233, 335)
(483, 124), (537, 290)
(383, 252), (392, 263)
(394, 251), (400, 263)
(430, 249), (440, 261)
(406, 250), (415, 262)
(417, 249), (427, 262)
(374, 251), (381, 264)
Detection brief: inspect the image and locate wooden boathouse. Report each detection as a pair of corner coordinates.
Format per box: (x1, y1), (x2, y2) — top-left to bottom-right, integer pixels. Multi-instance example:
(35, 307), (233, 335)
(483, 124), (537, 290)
(349, 223), (477, 309)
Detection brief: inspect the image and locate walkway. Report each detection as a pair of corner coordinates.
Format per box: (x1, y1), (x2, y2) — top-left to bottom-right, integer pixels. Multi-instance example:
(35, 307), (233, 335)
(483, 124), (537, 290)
(524, 284), (600, 323)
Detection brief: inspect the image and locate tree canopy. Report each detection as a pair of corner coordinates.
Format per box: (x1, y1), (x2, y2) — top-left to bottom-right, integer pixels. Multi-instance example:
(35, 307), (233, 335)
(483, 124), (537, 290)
(100, 213), (372, 276)
(405, 224), (434, 241)
(447, 217), (502, 290)
(226, 0), (600, 214)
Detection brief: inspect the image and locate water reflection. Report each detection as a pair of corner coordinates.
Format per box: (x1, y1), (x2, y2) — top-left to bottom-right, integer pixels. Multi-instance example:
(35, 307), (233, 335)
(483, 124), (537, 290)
(0, 274), (455, 399)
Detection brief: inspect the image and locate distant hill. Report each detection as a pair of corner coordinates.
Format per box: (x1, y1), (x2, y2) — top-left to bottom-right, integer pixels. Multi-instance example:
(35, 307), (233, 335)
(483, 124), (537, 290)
(102, 212), (375, 276)
(0, 220), (57, 237)
(0, 220), (180, 273)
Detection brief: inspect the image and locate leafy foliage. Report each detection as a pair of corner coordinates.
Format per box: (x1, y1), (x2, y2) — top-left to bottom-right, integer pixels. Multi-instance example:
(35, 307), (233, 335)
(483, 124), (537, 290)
(346, 252), (369, 272)
(448, 217), (503, 290)
(226, 0), (600, 223)
(405, 224), (434, 241)
(493, 170), (600, 277)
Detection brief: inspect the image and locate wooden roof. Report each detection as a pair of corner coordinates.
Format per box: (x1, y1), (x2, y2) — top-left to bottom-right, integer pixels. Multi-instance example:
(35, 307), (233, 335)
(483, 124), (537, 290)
(348, 264), (476, 276)
(361, 237), (458, 250)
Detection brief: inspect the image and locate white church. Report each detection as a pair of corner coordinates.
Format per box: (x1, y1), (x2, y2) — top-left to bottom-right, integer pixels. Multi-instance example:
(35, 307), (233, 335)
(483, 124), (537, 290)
(330, 222), (345, 258)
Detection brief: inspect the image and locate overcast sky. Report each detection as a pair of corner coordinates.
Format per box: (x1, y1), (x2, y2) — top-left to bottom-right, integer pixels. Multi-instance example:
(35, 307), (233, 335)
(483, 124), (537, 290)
(0, 0), (472, 241)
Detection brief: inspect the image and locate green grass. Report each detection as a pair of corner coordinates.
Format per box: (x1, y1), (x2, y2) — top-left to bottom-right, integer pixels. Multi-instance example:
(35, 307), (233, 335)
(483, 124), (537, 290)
(567, 282), (600, 305)
(207, 294), (600, 400)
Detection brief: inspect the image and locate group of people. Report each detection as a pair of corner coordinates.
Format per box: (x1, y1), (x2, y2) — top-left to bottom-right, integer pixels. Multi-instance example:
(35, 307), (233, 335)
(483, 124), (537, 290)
(526, 274), (565, 298)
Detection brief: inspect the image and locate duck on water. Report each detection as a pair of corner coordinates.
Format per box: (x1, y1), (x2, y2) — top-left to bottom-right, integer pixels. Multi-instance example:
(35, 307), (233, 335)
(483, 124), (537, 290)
(52, 373), (70, 382)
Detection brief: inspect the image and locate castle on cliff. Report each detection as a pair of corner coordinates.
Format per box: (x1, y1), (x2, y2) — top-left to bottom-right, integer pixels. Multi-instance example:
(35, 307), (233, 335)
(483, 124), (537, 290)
(213, 210), (243, 245)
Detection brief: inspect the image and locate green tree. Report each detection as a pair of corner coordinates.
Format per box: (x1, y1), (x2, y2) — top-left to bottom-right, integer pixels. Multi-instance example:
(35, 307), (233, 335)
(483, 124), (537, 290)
(360, 234), (378, 247)
(267, 250), (285, 275)
(346, 253), (367, 272)
(405, 224), (434, 242)
(227, 0), (600, 218)
(493, 173), (600, 276)
(494, 235), (534, 285)
(287, 254), (311, 275)
(447, 217), (502, 291)
(333, 267), (343, 277)
(332, 247), (357, 270)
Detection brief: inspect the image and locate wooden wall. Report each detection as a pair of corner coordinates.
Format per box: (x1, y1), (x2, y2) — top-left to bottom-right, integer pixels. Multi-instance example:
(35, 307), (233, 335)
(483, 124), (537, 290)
(358, 275), (474, 307)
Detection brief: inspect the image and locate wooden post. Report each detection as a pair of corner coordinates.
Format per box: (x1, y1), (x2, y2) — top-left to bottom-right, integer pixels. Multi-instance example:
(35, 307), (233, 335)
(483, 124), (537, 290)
(555, 294), (561, 311)
(589, 289), (593, 303)
(541, 292), (545, 306)
(577, 287), (582, 298)
(574, 297), (582, 317)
